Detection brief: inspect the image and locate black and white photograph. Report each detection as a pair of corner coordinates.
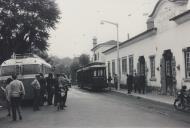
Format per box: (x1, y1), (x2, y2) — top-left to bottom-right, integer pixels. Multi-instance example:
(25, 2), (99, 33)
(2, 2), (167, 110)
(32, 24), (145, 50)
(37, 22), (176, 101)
(0, 0), (190, 128)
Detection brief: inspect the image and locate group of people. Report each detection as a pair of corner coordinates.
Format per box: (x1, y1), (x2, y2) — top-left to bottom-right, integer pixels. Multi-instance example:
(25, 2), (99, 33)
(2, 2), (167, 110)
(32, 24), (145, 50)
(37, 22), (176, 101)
(0, 73), (69, 121)
(107, 73), (146, 94)
(31, 73), (69, 111)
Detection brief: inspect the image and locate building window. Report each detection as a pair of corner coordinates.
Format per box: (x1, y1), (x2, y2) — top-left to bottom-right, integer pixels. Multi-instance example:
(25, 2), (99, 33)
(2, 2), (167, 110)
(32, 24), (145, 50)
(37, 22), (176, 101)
(94, 54), (97, 61)
(112, 60), (115, 75)
(185, 48), (190, 78)
(150, 56), (155, 78)
(108, 61), (111, 74)
(122, 57), (127, 74)
(129, 56), (133, 75)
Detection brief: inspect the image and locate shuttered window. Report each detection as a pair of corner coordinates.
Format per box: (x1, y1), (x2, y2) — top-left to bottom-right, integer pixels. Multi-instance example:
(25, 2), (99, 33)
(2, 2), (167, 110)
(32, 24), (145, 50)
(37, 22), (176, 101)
(122, 57), (127, 74)
(129, 56), (133, 75)
(150, 56), (155, 78)
(185, 50), (190, 78)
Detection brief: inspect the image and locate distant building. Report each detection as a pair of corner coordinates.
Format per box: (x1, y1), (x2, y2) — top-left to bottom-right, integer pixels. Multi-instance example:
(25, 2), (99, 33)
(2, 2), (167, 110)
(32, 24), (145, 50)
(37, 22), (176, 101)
(91, 37), (116, 63)
(103, 0), (190, 95)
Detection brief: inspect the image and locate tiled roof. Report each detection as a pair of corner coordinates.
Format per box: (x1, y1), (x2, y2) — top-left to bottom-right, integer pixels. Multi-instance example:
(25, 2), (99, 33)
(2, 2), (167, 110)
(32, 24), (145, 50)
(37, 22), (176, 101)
(91, 40), (117, 51)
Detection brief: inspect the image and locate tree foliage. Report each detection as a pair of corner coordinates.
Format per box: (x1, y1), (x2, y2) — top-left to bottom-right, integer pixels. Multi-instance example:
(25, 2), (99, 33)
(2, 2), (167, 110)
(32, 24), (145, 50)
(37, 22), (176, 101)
(79, 54), (90, 67)
(70, 54), (90, 83)
(0, 0), (60, 63)
(49, 56), (72, 77)
(70, 57), (80, 84)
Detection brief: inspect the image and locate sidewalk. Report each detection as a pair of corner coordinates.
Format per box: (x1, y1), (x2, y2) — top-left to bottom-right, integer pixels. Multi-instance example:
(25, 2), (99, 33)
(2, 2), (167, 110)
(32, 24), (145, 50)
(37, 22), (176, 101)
(112, 88), (175, 105)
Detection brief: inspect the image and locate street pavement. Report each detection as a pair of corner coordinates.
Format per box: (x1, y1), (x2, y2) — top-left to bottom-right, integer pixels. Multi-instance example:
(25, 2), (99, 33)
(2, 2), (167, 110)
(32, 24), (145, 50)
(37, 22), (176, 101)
(0, 87), (190, 128)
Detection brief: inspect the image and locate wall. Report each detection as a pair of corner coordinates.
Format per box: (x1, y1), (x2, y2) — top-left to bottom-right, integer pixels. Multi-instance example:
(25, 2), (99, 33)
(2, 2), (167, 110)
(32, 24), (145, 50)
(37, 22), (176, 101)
(105, 18), (190, 89)
(93, 45), (115, 62)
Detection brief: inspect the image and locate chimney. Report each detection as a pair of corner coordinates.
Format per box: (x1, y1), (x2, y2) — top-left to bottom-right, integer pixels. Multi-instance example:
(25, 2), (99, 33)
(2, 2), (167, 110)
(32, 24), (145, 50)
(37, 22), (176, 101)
(93, 37), (97, 48)
(127, 33), (130, 40)
(146, 18), (154, 30)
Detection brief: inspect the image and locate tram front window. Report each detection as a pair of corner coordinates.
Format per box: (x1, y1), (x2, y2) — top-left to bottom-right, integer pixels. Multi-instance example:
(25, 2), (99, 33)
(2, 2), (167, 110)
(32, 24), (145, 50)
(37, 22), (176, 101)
(23, 64), (40, 75)
(1, 66), (16, 76)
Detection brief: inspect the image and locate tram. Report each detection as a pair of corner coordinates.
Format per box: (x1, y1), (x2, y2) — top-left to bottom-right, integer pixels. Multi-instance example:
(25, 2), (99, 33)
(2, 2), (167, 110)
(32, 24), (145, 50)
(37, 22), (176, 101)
(0, 53), (52, 100)
(76, 62), (107, 90)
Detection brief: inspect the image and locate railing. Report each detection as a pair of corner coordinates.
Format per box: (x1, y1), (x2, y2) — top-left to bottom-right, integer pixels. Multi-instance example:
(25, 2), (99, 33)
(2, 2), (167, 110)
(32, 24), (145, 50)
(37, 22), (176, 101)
(11, 53), (35, 59)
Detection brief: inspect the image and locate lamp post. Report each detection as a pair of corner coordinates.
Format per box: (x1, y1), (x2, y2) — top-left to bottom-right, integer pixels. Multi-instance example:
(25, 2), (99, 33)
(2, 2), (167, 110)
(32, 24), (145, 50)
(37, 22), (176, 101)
(101, 20), (120, 90)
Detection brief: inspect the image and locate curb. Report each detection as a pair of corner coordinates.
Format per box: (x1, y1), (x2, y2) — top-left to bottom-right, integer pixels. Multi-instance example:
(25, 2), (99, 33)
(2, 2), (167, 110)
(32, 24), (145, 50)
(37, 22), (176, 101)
(111, 90), (174, 107)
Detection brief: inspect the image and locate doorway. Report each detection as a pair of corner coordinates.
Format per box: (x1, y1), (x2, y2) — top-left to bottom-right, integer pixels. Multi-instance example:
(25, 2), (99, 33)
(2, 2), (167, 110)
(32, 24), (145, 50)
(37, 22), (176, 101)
(138, 56), (146, 94)
(161, 50), (176, 95)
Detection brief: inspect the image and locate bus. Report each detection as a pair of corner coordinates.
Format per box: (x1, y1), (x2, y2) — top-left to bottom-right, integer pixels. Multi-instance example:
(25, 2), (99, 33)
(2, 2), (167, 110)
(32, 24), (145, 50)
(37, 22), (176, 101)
(76, 62), (107, 90)
(0, 53), (52, 100)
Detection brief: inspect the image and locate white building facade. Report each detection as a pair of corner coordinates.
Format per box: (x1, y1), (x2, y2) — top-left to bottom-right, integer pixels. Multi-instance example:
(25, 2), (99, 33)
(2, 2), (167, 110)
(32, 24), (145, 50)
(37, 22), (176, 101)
(91, 38), (116, 63)
(103, 0), (190, 95)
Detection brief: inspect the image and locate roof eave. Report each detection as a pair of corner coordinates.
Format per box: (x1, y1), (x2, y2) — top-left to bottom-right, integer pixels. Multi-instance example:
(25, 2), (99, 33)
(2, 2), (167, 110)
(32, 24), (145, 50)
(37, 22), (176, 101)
(170, 10), (190, 24)
(103, 28), (157, 54)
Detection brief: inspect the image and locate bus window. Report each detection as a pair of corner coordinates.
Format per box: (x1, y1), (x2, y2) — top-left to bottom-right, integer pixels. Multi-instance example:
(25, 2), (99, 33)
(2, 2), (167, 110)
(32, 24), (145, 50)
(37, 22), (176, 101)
(22, 64), (40, 75)
(1, 66), (16, 76)
(16, 65), (20, 75)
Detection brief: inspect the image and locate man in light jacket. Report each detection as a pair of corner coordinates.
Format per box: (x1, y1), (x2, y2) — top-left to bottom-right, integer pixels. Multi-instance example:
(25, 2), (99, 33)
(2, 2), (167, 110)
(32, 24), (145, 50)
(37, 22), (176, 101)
(8, 74), (25, 121)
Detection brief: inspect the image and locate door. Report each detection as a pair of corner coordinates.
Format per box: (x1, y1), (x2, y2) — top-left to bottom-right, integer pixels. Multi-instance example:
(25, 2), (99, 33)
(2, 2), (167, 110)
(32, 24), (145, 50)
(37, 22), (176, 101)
(139, 56), (145, 76)
(163, 50), (173, 95)
(138, 56), (146, 93)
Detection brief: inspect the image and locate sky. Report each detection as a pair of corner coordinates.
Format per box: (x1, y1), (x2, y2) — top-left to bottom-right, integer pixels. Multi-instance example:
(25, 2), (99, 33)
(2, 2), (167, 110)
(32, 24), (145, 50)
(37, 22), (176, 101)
(48, 0), (159, 58)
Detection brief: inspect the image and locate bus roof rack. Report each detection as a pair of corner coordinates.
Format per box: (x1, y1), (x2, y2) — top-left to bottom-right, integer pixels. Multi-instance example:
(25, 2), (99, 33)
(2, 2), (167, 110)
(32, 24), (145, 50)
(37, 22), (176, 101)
(11, 53), (37, 59)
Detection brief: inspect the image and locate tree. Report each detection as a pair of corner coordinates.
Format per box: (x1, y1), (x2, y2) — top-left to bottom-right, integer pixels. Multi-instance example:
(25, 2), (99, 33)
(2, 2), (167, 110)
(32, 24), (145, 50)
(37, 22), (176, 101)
(79, 54), (90, 66)
(0, 0), (60, 64)
(70, 54), (90, 84)
(49, 56), (72, 77)
(70, 57), (80, 84)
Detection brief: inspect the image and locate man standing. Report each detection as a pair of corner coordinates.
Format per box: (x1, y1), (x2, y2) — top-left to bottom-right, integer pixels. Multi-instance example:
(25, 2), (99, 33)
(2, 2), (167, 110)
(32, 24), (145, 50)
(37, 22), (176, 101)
(107, 73), (112, 91)
(46, 73), (55, 105)
(39, 73), (46, 106)
(8, 74), (25, 121)
(54, 74), (60, 106)
(113, 74), (118, 90)
(31, 75), (41, 111)
(133, 73), (138, 93)
(5, 78), (13, 117)
(127, 74), (133, 94)
(59, 74), (68, 108)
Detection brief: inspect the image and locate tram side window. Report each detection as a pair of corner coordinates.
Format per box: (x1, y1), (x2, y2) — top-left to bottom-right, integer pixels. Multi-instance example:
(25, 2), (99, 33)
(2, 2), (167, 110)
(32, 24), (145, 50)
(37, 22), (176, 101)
(23, 64), (40, 75)
(94, 69), (104, 77)
(97, 69), (103, 76)
(1, 66), (16, 76)
(93, 70), (97, 77)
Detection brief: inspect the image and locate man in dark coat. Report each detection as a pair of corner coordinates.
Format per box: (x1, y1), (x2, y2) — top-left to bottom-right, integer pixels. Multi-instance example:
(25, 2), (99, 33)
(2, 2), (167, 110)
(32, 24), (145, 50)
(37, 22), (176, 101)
(39, 73), (46, 106)
(127, 74), (133, 94)
(107, 73), (112, 91)
(141, 75), (146, 94)
(53, 74), (60, 106)
(46, 73), (55, 105)
(133, 73), (138, 93)
(113, 74), (118, 90)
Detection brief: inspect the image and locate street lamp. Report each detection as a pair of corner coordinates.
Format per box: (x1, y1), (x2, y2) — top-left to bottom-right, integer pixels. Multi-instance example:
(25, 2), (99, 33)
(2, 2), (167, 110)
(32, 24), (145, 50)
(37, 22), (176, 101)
(100, 20), (120, 90)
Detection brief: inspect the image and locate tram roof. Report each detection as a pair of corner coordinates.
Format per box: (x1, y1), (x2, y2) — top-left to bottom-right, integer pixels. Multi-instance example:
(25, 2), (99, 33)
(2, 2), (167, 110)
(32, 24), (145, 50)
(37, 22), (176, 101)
(77, 64), (106, 72)
(1, 54), (51, 67)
